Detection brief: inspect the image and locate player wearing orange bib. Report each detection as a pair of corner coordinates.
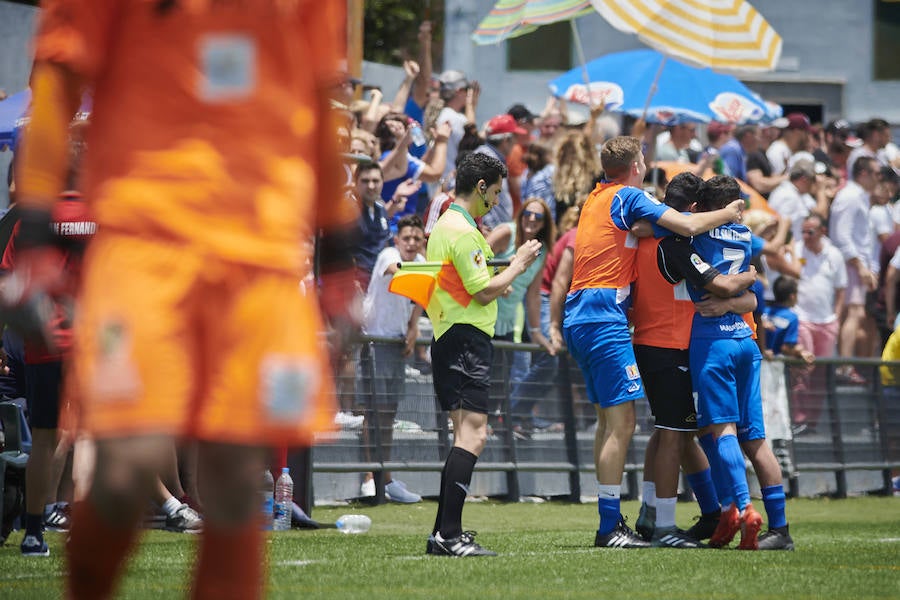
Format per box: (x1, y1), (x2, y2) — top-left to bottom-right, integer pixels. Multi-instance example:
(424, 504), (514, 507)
(630, 173), (756, 547)
(561, 136), (743, 549)
(12, 1), (354, 597)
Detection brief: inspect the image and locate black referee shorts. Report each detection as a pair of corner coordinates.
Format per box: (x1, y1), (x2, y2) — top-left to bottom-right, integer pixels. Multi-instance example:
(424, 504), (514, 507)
(431, 324), (492, 414)
(634, 345), (697, 432)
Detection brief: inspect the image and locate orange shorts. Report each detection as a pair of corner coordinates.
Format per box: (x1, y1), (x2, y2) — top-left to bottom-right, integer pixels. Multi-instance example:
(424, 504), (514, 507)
(70, 232), (336, 445)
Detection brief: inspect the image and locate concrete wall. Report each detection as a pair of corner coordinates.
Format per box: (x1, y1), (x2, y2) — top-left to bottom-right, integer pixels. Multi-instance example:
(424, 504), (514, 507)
(446, 0), (900, 127)
(0, 1), (38, 208)
(0, 1), (37, 95)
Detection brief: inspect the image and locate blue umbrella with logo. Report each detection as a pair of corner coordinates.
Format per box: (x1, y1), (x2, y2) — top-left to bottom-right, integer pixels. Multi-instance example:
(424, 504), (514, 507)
(548, 49), (774, 125)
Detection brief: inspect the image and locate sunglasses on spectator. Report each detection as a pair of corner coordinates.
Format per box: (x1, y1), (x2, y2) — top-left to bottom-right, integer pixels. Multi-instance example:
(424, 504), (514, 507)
(801, 229), (818, 235)
(522, 209), (545, 221)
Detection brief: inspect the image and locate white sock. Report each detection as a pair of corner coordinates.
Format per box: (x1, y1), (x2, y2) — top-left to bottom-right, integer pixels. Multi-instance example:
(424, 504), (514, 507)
(656, 497), (677, 529)
(642, 481), (657, 507)
(598, 483), (621, 499)
(162, 496), (181, 517)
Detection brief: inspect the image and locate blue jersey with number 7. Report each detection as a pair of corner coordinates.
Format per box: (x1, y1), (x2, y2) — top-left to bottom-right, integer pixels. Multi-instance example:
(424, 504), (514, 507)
(687, 222), (753, 339)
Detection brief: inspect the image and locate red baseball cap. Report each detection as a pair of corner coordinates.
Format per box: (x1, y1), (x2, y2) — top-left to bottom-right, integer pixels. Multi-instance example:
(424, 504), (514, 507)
(486, 114), (528, 136)
(785, 112), (812, 132)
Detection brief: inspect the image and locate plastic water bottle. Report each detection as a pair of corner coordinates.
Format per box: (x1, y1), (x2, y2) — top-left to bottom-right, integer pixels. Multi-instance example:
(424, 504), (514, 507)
(273, 467), (293, 531)
(409, 123), (427, 147)
(335, 514), (372, 534)
(260, 469), (274, 531)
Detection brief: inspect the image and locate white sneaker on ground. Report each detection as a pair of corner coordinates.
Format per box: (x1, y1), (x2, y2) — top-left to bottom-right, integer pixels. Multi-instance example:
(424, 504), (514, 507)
(334, 411), (364, 429)
(165, 504), (203, 533)
(385, 480), (422, 503)
(360, 479), (376, 497)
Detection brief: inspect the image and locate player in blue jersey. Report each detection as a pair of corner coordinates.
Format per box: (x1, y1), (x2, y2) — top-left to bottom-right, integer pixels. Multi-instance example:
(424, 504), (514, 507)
(686, 175), (765, 550)
(563, 138), (744, 549)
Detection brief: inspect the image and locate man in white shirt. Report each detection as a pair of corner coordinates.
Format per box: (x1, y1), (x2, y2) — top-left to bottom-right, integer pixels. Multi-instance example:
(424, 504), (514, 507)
(830, 156), (881, 379)
(655, 123), (700, 163)
(790, 214), (847, 433)
(767, 160), (819, 241)
(847, 118), (891, 180)
(767, 113), (811, 175)
(436, 70), (472, 179)
(358, 214), (426, 503)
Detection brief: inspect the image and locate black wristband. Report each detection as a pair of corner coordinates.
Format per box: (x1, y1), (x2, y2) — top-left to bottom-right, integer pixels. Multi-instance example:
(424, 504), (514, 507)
(16, 207), (56, 250)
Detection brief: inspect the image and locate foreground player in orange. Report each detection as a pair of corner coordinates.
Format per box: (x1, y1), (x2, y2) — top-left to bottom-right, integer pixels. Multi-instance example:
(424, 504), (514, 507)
(12, 2), (355, 598)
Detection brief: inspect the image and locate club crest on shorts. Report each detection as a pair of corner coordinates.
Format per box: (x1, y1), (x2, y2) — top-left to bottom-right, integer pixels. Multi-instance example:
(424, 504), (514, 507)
(260, 355), (319, 421)
(470, 248), (485, 269)
(625, 363), (640, 380)
(93, 319), (142, 401)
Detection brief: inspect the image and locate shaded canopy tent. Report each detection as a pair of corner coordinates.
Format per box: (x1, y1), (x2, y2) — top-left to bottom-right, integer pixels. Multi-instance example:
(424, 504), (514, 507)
(548, 49), (779, 125)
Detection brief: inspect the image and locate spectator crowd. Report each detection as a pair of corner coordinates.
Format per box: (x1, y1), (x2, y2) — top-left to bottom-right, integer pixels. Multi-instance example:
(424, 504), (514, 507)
(2, 15), (900, 570)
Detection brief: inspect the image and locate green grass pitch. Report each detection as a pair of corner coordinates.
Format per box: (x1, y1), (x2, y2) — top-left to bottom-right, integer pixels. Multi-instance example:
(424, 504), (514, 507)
(1, 497), (898, 599)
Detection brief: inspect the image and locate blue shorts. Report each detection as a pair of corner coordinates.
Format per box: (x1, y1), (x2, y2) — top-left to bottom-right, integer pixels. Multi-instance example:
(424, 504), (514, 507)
(564, 321), (643, 408)
(738, 349), (765, 441)
(690, 336), (764, 441)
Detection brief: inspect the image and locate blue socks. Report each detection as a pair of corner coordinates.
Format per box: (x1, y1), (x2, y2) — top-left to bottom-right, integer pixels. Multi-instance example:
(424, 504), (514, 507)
(686, 468), (720, 515)
(699, 433), (733, 507)
(716, 434), (751, 511)
(761, 484), (787, 529)
(597, 484), (621, 536)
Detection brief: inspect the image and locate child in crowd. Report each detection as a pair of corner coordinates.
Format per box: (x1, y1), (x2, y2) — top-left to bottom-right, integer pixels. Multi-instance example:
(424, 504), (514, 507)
(763, 276), (815, 364)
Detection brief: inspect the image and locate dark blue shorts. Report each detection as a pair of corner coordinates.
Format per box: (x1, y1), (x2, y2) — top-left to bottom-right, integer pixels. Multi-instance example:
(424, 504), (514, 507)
(25, 361), (63, 430)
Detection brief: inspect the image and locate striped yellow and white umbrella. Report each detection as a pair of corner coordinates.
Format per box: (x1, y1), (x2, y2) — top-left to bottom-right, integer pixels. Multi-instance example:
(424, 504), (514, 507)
(472, 0), (595, 45)
(590, 0), (782, 72)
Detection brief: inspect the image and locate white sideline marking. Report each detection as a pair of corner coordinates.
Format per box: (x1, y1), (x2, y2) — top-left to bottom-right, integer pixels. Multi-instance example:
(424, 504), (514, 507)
(274, 559), (323, 567)
(877, 538), (900, 543)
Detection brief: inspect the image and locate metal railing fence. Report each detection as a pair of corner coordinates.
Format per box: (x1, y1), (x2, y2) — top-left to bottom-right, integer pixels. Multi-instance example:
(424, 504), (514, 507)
(309, 336), (900, 504)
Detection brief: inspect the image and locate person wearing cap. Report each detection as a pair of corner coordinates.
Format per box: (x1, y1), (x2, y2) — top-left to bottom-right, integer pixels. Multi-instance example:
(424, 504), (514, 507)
(766, 113), (812, 176)
(847, 118), (891, 181)
(473, 114), (526, 231)
(436, 70), (475, 179)
(706, 121), (734, 152)
(767, 160), (823, 241)
(505, 103), (537, 213)
(815, 119), (861, 179)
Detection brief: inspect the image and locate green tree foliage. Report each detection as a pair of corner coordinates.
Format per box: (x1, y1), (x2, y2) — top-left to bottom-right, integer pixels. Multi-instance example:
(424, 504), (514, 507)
(363, 0), (444, 69)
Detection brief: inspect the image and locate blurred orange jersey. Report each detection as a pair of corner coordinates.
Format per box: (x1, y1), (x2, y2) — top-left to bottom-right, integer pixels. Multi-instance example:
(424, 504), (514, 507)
(33, 0), (351, 273)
